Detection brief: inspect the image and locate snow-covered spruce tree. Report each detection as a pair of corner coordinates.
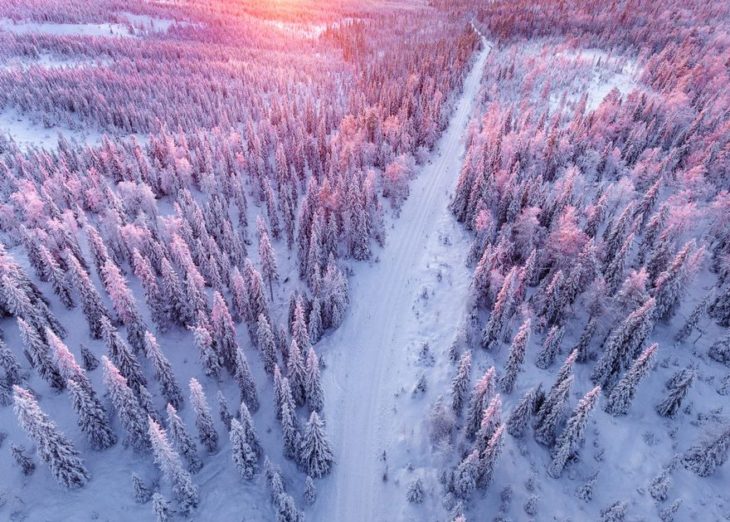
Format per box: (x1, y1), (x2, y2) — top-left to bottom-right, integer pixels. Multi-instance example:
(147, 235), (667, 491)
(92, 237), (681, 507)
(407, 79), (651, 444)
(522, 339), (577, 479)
(244, 259), (269, 325)
(276, 491), (304, 522)
(234, 347), (259, 412)
(100, 316), (146, 393)
(101, 259), (147, 352)
(605, 343), (658, 416)
(539, 269), (565, 327)
(675, 293), (711, 342)
(308, 297), (323, 345)
(649, 468), (671, 501)
(507, 385), (540, 438)
(259, 226), (279, 300)
(591, 298), (656, 388)
(257, 313), (278, 375)
(152, 492), (171, 522)
(476, 424), (505, 490)
(708, 285), (730, 327)
(682, 424), (730, 477)
(17, 318), (64, 391)
(210, 291), (238, 372)
(476, 394), (502, 453)
(292, 296), (312, 353)
(407, 478), (425, 504)
(280, 380), (299, 460)
(660, 499), (682, 522)
(189, 378), (218, 453)
(535, 325), (564, 370)
(481, 268), (515, 350)
(166, 404), (202, 473)
(600, 501), (627, 522)
(230, 417), (258, 480)
(534, 376), (573, 447)
(656, 368), (694, 417)
(48, 328), (92, 393)
(36, 244), (74, 308)
(239, 400), (262, 457)
(305, 347), (324, 412)
(129, 470), (153, 504)
(0, 338), (22, 386)
(499, 318), (530, 393)
(80, 344), (99, 372)
(604, 233), (634, 294)
(452, 449), (479, 499)
(451, 351), (472, 414)
(144, 332), (183, 410)
(148, 417), (199, 514)
(548, 386), (601, 478)
(287, 339), (306, 407)
(160, 256), (192, 327)
(708, 334), (730, 367)
(102, 356), (149, 451)
(189, 322), (222, 378)
(573, 316), (597, 363)
(653, 240), (696, 321)
(67, 379), (117, 450)
(10, 443), (35, 475)
(465, 367), (496, 439)
(132, 249), (166, 331)
(13, 386), (89, 488)
(322, 255), (349, 330)
(217, 391), (233, 431)
(304, 475), (317, 505)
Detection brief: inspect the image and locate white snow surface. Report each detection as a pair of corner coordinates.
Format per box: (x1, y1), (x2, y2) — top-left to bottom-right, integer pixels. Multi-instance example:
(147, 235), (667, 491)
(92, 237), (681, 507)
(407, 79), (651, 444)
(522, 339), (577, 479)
(311, 37), (492, 522)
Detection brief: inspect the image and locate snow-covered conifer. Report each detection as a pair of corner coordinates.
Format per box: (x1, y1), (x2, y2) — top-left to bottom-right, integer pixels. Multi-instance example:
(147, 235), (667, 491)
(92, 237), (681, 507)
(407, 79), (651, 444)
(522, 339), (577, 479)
(305, 347), (324, 412)
(535, 325), (564, 370)
(308, 297), (323, 344)
(152, 492), (171, 522)
(482, 269), (514, 349)
(708, 334), (730, 367)
(144, 332), (183, 410)
(656, 368), (694, 417)
(465, 367), (496, 439)
(234, 347), (259, 412)
(239, 400), (262, 457)
(148, 417), (199, 513)
(287, 340), (306, 406)
(217, 391), (233, 431)
(189, 378), (218, 452)
(407, 478), (425, 503)
(102, 356), (149, 451)
(230, 418), (258, 479)
(80, 344), (99, 371)
(682, 424), (730, 477)
(11, 443), (35, 476)
(67, 379), (117, 450)
(605, 343), (658, 416)
(190, 322), (222, 378)
(451, 351), (472, 414)
(653, 241), (696, 321)
(675, 294), (710, 342)
(500, 318), (530, 393)
(573, 317), (597, 363)
(132, 473), (153, 503)
(507, 386), (540, 438)
(13, 386), (89, 488)
(476, 394), (502, 453)
(166, 404), (202, 473)
(101, 316), (146, 393)
(259, 227), (279, 299)
(452, 449), (479, 499)
(476, 424), (505, 490)
(600, 501), (627, 522)
(534, 376), (573, 446)
(257, 313), (278, 375)
(210, 292), (238, 372)
(304, 476), (317, 505)
(300, 411), (333, 478)
(548, 386), (600, 477)
(17, 318), (64, 391)
(0, 339), (22, 385)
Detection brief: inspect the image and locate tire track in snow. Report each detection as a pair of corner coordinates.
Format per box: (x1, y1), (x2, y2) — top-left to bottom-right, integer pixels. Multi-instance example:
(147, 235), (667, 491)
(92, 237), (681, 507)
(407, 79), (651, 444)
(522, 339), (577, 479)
(314, 35), (491, 521)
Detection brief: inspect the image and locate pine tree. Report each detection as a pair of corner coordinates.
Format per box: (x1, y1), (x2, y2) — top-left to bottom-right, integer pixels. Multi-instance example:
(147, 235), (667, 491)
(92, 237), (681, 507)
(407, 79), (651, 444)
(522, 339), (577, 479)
(407, 478), (425, 503)
(80, 344), (99, 371)
(507, 385), (541, 438)
(152, 493), (171, 522)
(548, 386), (600, 477)
(591, 298), (656, 388)
(534, 376), (573, 446)
(476, 394), (502, 453)
(259, 227), (279, 299)
(210, 292), (238, 372)
(67, 379), (117, 450)
(0, 338), (22, 385)
(682, 424), (730, 476)
(656, 368), (694, 417)
(160, 257), (191, 326)
(257, 314), (278, 375)
(292, 297), (312, 353)
(244, 259), (268, 324)
(280, 379), (299, 460)
(17, 318), (64, 391)
(190, 322), (222, 378)
(476, 424), (505, 490)
(217, 390), (233, 431)
(299, 411), (333, 478)
(166, 404), (203, 473)
(148, 417), (200, 514)
(465, 367), (496, 439)
(303, 476), (317, 505)
(653, 241), (695, 321)
(605, 343), (658, 416)
(600, 501), (627, 522)
(101, 316), (146, 393)
(451, 351), (472, 414)
(102, 356), (149, 451)
(305, 347), (324, 412)
(48, 329), (92, 393)
(709, 286), (730, 327)
(482, 269), (514, 350)
(276, 491), (304, 522)
(535, 325), (564, 370)
(10, 443), (35, 476)
(239, 400), (262, 457)
(132, 473), (153, 503)
(101, 259), (147, 352)
(708, 334), (730, 367)
(234, 347), (259, 412)
(308, 298), (323, 344)
(13, 386), (89, 488)
(500, 318), (530, 393)
(540, 269), (565, 326)
(287, 340), (306, 406)
(675, 294), (710, 342)
(452, 449), (479, 499)
(189, 378), (218, 453)
(230, 418), (258, 479)
(573, 316), (597, 363)
(132, 249), (166, 331)
(144, 332), (183, 410)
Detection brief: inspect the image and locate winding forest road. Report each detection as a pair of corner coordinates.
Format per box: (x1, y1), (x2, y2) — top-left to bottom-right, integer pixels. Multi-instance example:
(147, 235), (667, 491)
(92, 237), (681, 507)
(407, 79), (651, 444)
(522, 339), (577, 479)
(314, 34), (491, 521)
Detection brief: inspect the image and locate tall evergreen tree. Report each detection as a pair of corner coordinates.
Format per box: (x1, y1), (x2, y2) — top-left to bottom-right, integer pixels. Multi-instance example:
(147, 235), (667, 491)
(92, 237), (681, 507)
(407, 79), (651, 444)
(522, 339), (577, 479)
(230, 417), (258, 479)
(451, 351), (472, 414)
(67, 379), (117, 450)
(682, 424), (730, 477)
(257, 313), (278, 375)
(189, 378), (218, 452)
(605, 343), (658, 416)
(465, 367), (496, 439)
(506, 385), (540, 438)
(534, 376), (573, 447)
(476, 424), (505, 490)
(287, 340), (306, 406)
(656, 368), (694, 417)
(299, 411), (334, 478)
(548, 386), (600, 477)
(166, 404), (203, 473)
(234, 347), (259, 412)
(144, 332), (183, 410)
(305, 347), (324, 412)
(17, 318), (64, 391)
(102, 356), (149, 451)
(535, 325), (564, 370)
(13, 386), (89, 488)
(500, 318), (530, 393)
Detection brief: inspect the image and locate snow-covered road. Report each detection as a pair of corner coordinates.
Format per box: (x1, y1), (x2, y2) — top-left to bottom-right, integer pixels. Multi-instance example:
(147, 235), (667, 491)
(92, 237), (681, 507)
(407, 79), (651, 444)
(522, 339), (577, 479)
(313, 35), (491, 521)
